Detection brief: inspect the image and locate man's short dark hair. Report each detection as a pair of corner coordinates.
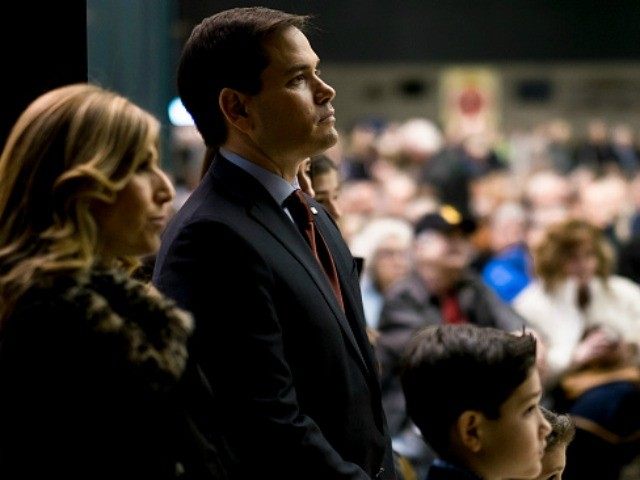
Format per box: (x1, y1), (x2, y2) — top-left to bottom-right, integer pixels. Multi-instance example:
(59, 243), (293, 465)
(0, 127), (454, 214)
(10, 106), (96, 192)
(177, 7), (309, 147)
(400, 324), (537, 456)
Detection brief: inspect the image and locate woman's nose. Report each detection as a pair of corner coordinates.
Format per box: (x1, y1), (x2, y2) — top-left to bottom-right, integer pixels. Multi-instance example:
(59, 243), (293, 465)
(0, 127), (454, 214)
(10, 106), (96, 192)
(154, 168), (175, 204)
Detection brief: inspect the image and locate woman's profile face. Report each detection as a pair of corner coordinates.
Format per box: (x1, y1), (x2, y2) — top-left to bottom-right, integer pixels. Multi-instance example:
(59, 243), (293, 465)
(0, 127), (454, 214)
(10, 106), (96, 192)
(92, 150), (175, 261)
(563, 242), (598, 284)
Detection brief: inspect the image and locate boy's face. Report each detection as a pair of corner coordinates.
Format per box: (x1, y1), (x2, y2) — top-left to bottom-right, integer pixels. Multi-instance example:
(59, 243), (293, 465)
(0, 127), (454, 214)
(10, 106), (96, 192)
(477, 367), (551, 480)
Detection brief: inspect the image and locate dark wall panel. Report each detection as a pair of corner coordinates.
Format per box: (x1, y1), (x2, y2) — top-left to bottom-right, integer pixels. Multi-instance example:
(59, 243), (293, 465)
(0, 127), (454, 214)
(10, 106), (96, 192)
(1, 1), (87, 149)
(179, 0), (640, 62)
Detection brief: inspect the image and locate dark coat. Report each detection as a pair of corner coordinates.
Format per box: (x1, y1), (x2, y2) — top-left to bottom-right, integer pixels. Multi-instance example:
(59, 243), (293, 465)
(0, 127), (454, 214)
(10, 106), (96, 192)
(0, 268), (194, 480)
(426, 460), (483, 480)
(153, 155), (395, 480)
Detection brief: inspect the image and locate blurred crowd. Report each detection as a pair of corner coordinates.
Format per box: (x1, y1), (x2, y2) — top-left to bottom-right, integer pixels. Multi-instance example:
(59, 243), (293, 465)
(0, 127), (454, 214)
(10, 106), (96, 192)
(173, 114), (640, 290)
(5, 5), (639, 478)
(171, 114), (640, 479)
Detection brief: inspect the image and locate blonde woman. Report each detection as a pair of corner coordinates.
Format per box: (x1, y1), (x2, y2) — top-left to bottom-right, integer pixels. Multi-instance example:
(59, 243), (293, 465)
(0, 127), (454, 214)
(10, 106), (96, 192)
(0, 84), (196, 479)
(513, 218), (640, 480)
(513, 218), (640, 386)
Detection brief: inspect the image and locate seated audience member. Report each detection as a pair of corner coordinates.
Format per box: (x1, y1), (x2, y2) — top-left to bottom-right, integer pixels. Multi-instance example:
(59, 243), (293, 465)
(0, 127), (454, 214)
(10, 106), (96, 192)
(376, 207), (525, 476)
(400, 324), (551, 480)
(0, 84), (197, 479)
(512, 218), (640, 388)
(513, 218), (640, 480)
(342, 118), (383, 181)
(309, 153), (342, 221)
(574, 118), (618, 175)
(481, 202), (533, 303)
(349, 216), (414, 329)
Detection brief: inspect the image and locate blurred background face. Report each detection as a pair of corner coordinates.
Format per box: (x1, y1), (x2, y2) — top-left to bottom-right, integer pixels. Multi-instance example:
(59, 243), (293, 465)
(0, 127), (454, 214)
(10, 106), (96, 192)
(525, 206), (569, 251)
(534, 444), (566, 480)
(312, 168), (342, 220)
(371, 235), (410, 291)
(414, 230), (472, 294)
(563, 242), (598, 285)
(587, 119), (608, 144)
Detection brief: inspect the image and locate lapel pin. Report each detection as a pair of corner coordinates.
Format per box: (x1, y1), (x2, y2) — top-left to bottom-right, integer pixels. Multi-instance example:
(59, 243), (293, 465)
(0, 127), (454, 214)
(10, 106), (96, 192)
(310, 206), (318, 215)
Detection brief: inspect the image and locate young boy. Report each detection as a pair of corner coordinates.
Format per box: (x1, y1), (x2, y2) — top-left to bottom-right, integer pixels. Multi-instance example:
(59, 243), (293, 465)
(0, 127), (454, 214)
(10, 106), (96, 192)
(400, 324), (551, 480)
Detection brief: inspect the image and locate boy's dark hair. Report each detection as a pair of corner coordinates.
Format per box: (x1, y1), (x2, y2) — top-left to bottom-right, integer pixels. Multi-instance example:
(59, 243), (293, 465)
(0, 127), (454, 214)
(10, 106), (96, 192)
(309, 154), (338, 180)
(177, 7), (309, 148)
(400, 324), (537, 455)
(541, 407), (575, 450)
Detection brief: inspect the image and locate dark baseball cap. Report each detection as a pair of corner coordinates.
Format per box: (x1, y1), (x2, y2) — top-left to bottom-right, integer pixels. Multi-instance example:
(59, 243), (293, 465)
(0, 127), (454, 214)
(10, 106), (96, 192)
(414, 205), (477, 237)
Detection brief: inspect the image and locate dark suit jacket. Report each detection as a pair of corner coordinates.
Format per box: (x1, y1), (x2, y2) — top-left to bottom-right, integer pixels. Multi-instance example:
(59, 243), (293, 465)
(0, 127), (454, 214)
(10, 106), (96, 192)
(153, 155), (394, 480)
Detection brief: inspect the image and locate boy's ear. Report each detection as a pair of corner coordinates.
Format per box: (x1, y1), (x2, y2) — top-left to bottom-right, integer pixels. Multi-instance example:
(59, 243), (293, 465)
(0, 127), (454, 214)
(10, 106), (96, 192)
(456, 410), (483, 453)
(218, 88), (252, 133)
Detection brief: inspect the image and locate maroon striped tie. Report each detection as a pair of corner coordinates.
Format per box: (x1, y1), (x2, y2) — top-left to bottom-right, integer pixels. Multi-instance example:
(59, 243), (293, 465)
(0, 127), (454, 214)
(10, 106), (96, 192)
(284, 190), (344, 310)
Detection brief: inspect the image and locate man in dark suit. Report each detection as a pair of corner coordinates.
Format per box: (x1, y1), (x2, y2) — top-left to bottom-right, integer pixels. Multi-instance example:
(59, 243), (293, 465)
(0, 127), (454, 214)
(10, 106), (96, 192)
(152, 7), (395, 480)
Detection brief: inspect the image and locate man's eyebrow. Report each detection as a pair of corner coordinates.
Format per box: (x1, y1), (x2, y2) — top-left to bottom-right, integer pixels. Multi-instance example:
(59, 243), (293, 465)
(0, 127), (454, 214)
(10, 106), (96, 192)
(284, 58), (320, 75)
(518, 389), (542, 406)
(284, 64), (307, 75)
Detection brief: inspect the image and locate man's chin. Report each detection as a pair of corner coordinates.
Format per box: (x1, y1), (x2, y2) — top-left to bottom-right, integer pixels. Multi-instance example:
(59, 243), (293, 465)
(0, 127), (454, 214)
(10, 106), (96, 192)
(319, 129), (339, 151)
(304, 135), (338, 159)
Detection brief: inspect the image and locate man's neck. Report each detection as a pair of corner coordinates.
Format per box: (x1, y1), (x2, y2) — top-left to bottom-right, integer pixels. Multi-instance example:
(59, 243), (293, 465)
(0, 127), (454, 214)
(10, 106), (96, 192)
(222, 138), (299, 182)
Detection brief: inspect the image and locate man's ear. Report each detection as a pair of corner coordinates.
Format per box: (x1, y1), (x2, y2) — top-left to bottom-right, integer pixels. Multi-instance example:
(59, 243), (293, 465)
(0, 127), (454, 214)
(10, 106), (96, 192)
(219, 87), (251, 133)
(456, 410), (483, 453)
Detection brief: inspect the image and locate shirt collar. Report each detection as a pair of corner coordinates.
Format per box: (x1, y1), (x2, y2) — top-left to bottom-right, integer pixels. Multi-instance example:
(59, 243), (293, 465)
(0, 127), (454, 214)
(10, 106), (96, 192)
(219, 147), (299, 206)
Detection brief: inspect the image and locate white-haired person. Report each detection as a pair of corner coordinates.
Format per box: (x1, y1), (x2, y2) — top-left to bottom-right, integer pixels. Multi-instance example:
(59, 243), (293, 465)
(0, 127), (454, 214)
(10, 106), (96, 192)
(349, 216), (414, 329)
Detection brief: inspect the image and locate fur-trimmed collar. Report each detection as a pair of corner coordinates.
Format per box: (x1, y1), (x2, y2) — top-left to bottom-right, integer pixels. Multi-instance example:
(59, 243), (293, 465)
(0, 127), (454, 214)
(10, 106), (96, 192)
(23, 268), (193, 391)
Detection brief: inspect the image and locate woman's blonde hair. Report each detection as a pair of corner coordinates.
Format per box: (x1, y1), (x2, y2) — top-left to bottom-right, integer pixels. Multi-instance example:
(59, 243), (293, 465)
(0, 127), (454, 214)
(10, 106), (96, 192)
(533, 218), (613, 292)
(0, 83), (160, 321)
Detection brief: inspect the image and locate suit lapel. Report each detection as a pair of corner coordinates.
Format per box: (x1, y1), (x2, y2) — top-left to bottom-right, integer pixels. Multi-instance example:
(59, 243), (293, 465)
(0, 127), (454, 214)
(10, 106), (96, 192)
(249, 202), (370, 375)
(316, 210), (366, 320)
(313, 206), (378, 377)
(211, 156), (371, 376)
